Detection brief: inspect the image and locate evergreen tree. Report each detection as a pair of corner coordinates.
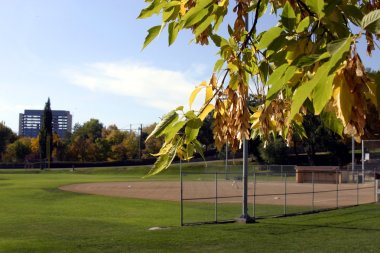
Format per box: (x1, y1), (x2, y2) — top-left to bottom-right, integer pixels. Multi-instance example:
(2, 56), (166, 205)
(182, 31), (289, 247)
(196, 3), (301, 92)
(39, 98), (52, 169)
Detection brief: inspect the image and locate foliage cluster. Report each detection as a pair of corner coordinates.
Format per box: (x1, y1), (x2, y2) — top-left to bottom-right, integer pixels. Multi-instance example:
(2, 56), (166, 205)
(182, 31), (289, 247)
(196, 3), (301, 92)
(139, 0), (380, 175)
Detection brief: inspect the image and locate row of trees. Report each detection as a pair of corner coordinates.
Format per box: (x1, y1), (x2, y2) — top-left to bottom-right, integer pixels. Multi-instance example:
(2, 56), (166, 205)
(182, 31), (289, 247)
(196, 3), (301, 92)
(0, 119), (164, 164)
(0, 111), (353, 165)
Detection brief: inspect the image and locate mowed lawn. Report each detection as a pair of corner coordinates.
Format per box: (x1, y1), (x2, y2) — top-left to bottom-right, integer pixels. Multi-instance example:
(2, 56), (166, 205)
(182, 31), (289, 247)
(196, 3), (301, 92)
(0, 165), (379, 252)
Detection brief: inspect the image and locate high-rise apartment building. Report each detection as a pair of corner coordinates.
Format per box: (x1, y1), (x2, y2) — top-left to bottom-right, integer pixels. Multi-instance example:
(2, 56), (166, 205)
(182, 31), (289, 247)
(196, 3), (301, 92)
(19, 110), (72, 138)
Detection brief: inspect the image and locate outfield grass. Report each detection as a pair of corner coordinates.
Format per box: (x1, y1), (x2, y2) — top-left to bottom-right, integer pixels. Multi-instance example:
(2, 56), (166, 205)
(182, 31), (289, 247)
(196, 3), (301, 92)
(0, 166), (379, 252)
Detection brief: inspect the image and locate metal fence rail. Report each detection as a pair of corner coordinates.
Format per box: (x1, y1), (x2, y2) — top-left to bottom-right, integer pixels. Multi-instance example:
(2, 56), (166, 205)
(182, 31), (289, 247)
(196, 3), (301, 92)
(180, 167), (378, 226)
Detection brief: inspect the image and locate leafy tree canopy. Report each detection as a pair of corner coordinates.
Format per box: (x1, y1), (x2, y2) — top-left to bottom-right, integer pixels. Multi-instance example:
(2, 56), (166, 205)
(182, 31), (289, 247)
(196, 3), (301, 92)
(0, 122), (16, 160)
(140, 0), (380, 175)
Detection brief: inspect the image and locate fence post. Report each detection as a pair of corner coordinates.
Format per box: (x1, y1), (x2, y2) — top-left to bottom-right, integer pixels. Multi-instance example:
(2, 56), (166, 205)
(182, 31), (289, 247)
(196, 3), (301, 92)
(312, 171), (315, 212)
(374, 168), (376, 203)
(253, 171), (256, 219)
(215, 172), (218, 223)
(284, 173), (287, 216)
(336, 170), (339, 208)
(357, 170), (359, 205)
(180, 167), (183, 226)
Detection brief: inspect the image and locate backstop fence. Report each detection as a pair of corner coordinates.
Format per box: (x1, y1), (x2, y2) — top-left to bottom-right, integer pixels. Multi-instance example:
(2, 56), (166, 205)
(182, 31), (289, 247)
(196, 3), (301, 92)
(180, 165), (378, 226)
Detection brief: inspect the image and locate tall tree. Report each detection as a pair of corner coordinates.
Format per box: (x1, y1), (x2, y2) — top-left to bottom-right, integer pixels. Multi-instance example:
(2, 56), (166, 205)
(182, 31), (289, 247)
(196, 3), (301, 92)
(3, 137), (32, 163)
(140, 0), (380, 175)
(0, 122), (16, 161)
(39, 98), (53, 169)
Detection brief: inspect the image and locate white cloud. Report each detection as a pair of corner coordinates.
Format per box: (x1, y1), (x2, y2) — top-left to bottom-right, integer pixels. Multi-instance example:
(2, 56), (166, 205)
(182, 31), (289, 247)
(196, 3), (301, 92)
(63, 60), (206, 111)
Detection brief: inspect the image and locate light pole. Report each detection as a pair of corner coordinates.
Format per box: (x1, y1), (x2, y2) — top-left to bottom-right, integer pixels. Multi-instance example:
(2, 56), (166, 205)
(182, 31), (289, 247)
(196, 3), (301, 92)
(237, 12), (254, 224)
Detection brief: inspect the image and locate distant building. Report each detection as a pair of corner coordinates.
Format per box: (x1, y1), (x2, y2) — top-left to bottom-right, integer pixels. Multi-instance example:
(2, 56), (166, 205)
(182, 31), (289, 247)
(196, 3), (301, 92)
(19, 110), (72, 138)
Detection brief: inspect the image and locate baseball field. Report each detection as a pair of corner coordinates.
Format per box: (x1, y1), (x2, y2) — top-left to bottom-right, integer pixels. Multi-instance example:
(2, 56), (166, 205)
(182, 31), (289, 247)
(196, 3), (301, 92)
(0, 163), (379, 252)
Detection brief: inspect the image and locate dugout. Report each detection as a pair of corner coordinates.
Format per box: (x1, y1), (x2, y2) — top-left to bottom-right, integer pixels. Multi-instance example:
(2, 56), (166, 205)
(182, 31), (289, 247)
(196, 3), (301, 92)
(296, 166), (348, 184)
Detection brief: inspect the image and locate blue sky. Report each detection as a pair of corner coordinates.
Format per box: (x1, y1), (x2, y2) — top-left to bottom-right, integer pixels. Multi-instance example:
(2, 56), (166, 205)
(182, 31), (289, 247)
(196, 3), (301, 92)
(0, 1), (378, 133)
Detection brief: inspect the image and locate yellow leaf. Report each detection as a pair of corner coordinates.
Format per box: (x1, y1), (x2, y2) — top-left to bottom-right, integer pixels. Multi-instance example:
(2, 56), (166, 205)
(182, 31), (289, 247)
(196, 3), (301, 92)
(152, 142), (173, 157)
(180, 0), (187, 16)
(218, 0), (227, 7)
(199, 104), (215, 121)
(189, 87), (202, 109)
(293, 113), (303, 124)
(332, 71), (353, 126)
(199, 80), (207, 87)
(205, 86), (213, 103)
(252, 109), (262, 119)
(251, 119), (260, 128)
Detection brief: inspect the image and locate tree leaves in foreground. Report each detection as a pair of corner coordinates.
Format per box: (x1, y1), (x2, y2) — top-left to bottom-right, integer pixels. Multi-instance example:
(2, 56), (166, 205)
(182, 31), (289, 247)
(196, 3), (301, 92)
(140, 0), (380, 176)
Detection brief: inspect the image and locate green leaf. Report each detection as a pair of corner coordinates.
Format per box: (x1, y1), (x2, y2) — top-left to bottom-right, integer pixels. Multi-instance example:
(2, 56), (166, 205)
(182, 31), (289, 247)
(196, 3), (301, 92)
(193, 140), (205, 161)
(227, 24), (234, 36)
(164, 120), (187, 143)
(296, 16), (313, 33)
(137, 0), (165, 19)
(281, 2), (296, 31)
(214, 59), (225, 72)
(168, 22), (181, 45)
(184, 7), (209, 28)
(229, 73), (239, 90)
(227, 62), (239, 73)
(210, 34), (222, 47)
(293, 52), (330, 67)
(194, 14), (214, 36)
(185, 143), (195, 160)
(185, 125), (200, 143)
(182, 0), (213, 27)
(327, 37), (352, 73)
(281, 65), (297, 83)
(305, 0), (325, 18)
(163, 5), (179, 22)
(152, 142), (174, 157)
(267, 64), (288, 86)
(164, 1), (181, 9)
(146, 110), (178, 140)
(289, 63), (329, 120)
(266, 37), (287, 60)
(257, 27), (283, 50)
(257, 0), (269, 18)
(312, 72), (334, 114)
(213, 6), (226, 32)
(325, 20), (350, 38)
(361, 9), (380, 33)
(320, 111), (344, 136)
(187, 118), (202, 129)
(185, 110), (197, 120)
(339, 5), (363, 26)
(146, 141), (178, 176)
(142, 25), (162, 49)
(258, 61), (270, 84)
(267, 65), (297, 100)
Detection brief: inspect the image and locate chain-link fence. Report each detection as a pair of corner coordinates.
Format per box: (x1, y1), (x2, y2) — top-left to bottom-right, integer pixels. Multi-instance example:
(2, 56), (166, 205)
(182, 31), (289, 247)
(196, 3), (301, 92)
(180, 165), (378, 225)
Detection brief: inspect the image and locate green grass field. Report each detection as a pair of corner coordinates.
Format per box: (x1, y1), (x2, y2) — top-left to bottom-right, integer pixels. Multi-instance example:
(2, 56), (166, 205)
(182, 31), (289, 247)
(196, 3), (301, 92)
(0, 164), (379, 252)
